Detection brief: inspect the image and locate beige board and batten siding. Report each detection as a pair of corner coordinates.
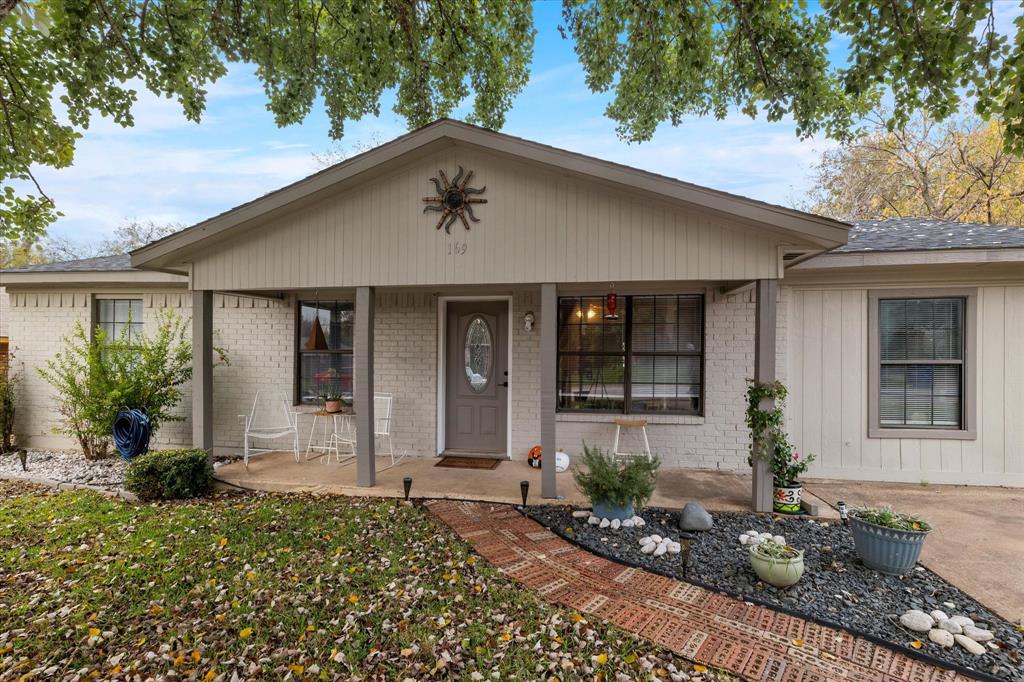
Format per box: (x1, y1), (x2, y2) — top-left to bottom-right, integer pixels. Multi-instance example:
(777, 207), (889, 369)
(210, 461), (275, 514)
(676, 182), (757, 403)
(785, 283), (1024, 486)
(189, 144), (788, 291)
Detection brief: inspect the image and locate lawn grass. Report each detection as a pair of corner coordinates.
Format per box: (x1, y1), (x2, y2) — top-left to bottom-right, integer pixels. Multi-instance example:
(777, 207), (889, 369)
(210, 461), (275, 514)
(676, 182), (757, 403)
(0, 481), (724, 681)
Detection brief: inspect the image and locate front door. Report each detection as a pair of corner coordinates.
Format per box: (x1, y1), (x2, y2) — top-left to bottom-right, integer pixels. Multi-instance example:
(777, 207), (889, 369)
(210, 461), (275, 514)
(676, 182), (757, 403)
(445, 301), (508, 454)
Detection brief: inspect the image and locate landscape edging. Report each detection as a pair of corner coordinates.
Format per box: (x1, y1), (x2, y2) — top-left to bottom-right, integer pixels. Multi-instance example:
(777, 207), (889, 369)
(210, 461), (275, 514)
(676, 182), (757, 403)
(521, 506), (998, 682)
(0, 472), (138, 502)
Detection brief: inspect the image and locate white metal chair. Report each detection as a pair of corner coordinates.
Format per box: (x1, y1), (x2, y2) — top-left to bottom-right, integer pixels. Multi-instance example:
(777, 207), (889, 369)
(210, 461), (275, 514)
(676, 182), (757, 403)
(239, 390), (299, 468)
(328, 392), (405, 470)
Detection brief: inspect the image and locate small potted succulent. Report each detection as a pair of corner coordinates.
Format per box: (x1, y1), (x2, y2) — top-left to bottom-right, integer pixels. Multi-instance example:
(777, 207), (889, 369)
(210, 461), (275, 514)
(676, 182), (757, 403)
(849, 506), (931, 575)
(321, 390), (345, 414)
(748, 537), (805, 588)
(771, 441), (816, 514)
(572, 443), (659, 521)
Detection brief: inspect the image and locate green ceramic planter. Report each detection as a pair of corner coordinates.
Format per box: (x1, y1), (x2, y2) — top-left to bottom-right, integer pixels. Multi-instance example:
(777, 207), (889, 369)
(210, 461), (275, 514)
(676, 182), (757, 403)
(749, 545), (805, 587)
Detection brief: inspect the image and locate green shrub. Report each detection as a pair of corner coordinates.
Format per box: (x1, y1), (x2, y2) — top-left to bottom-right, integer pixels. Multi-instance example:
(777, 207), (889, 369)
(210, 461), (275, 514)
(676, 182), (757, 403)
(850, 506), (931, 532)
(37, 310), (225, 459)
(124, 449), (214, 501)
(0, 361), (17, 453)
(572, 442), (659, 509)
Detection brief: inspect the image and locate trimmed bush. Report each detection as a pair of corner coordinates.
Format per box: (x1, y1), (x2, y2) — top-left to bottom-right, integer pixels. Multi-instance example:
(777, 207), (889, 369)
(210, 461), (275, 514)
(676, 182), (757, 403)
(125, 449), (213, 501)
(572, 442), (660, 510)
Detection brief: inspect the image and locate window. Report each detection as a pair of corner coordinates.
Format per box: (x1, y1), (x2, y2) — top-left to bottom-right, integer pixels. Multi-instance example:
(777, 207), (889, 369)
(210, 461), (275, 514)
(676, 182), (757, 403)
(869, 290), (976, 439)
(557, 294), (703, 415)
(296, 301), (353, 404)
(95, 298), (143, 343)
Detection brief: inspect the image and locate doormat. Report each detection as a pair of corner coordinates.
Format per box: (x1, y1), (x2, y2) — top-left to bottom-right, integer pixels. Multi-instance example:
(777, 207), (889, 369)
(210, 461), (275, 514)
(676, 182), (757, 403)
(435, 456), (502, 470)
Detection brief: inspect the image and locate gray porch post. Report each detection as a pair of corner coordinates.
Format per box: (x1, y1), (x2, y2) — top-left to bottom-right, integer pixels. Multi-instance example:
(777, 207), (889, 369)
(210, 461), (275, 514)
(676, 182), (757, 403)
(540, 283), (558, 498)
(354, 286), (376, 487)
(752, 279), (778, 512)
(192, 290), (214, 455)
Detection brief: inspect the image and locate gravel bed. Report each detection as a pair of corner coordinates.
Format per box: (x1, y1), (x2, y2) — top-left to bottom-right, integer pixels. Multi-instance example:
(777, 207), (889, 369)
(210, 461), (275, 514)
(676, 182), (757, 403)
(530, 505), (1023, 682)
(0, 450), (128, 488)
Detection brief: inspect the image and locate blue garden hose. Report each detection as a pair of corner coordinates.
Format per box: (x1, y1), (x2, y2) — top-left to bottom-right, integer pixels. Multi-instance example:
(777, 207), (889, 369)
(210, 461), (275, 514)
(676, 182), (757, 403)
(113, 407), (151, 461)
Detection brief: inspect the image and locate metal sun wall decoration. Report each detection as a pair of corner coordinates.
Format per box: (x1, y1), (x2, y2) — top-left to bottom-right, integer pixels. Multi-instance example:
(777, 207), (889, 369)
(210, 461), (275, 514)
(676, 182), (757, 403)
(422, 165), (487, 233)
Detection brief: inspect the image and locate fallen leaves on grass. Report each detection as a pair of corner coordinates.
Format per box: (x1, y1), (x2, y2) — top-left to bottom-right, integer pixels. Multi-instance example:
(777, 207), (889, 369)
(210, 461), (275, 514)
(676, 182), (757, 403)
(0, 480), (727, 681)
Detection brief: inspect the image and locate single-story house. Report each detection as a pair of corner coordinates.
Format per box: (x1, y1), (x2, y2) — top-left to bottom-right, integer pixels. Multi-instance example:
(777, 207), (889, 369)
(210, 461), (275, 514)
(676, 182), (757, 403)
(3, 120), (1022, 508)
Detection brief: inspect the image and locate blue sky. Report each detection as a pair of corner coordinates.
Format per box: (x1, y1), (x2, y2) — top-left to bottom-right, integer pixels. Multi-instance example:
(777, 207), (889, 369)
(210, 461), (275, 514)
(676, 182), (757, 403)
(32, 1), (1023, 243)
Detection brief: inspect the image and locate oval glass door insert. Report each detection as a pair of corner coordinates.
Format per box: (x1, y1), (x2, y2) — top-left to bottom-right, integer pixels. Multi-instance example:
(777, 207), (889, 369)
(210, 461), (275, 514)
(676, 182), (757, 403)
(464, 316), (493, 392)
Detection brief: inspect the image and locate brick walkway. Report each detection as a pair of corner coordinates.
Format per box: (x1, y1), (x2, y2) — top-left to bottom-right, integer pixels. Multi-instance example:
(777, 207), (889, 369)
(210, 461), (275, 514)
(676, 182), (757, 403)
(426, 500), (975, 682)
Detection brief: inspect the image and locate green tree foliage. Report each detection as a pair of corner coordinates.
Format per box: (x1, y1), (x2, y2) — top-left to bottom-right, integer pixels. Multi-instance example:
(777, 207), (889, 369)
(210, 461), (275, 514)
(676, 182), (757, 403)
(560, 1), (1022, 149)
(4, 1), (1023, 241)
(36, 310), (200, 459)
(0, 0), (535, 239)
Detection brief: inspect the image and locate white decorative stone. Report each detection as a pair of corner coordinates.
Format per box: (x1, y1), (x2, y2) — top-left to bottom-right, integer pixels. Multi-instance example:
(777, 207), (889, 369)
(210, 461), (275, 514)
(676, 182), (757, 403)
(746, 530), (760, 537)
(610, 518), (621, 530)
(949, 615), (974, 628)
(943, 601), (956, 610)
(639, 536), (652, 546)
(962, 625), (994, 643)
(938, 619), (962, 635)
(653, 543), (667, 557)
(650, 534), (662, 543)
(929, 610), (949, 623)
(588, 515), (600, 525)
(621, 518), (634, 528)
(572, 510), (591, 519)
(739, 535), (750, 545)
(772, 535), (786, 545)
(666, 542), (681, 554)
(953, 634), (986, 656)
(640, 542), (656, 555)
(599, 518), (610, 529)
(632, 516), (646, 527)
(899, 610), (934, 633)
(759, 532), (773, 539)
(928, 629), (955, 648)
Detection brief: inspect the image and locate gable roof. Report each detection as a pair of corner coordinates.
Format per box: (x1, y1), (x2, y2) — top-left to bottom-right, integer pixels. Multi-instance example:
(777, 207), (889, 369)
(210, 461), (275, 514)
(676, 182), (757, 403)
(839, 218), (1024, 253)
(130, 118), (850, 271)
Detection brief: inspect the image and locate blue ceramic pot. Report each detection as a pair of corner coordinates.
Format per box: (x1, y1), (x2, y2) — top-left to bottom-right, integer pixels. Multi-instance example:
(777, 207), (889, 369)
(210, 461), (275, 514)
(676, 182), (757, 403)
(591, 499), (635, 521)
(849, 516), (929, 575)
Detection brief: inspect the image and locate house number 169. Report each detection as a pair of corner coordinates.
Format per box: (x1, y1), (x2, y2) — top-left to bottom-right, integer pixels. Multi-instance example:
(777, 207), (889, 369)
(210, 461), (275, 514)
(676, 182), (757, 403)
(448, 241), (468, 256)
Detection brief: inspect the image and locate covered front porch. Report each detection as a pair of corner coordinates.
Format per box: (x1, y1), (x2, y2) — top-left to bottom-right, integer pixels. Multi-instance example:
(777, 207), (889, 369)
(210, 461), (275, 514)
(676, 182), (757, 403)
(191, 279), (784, 510)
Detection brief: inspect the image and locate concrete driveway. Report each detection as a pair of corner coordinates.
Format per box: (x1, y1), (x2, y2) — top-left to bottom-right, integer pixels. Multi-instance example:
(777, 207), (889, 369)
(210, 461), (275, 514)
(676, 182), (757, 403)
(807, 478), (1024, 624)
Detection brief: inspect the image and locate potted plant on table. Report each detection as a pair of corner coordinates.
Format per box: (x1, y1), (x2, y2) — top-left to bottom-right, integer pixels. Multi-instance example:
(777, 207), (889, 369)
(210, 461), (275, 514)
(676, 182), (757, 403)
(748, 537), (805, 587)
(572, 443), (659, 521)
(321, 390), (345, 414)
(848, 507), (931, 575)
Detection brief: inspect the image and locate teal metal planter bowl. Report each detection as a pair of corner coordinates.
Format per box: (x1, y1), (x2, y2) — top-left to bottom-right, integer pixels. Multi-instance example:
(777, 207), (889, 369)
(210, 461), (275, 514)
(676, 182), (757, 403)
(591, 500), (634, 521)
(849, 516), (929, 575)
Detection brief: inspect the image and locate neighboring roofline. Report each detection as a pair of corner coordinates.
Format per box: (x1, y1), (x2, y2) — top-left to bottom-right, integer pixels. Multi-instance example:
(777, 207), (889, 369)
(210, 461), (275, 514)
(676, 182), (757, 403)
(132, 119), (850, 270)
(795, 246), (1024, 270)
(1, 270), (187, 287)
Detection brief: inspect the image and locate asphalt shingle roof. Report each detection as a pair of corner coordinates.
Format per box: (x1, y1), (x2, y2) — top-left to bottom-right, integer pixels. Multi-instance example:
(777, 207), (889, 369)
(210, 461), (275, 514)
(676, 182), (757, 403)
(839, 218), (1024, 253)
(2, 254), (134, 273)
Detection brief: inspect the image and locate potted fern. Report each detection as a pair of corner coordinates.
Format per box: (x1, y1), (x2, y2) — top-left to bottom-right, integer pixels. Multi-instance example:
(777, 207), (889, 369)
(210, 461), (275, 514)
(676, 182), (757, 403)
(849, 507), (931, 575)
(572, 443), (659, 520)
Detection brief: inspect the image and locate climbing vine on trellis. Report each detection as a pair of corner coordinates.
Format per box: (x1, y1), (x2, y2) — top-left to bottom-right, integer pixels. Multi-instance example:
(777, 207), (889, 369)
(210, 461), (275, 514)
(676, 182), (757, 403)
(745, 380), (815, 484)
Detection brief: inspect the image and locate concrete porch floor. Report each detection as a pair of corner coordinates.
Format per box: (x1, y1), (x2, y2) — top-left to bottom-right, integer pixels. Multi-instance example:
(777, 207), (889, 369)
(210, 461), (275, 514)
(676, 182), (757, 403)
(213, 450), (805, 512)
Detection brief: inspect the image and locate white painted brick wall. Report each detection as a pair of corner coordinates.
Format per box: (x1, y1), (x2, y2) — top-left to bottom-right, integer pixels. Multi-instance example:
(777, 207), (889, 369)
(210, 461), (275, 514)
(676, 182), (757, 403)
(8, 285), (775, 472)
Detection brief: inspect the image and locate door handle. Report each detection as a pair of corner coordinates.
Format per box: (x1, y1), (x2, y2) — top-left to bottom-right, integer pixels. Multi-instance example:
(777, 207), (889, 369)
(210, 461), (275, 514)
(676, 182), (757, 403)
(500, 381), (509, 388)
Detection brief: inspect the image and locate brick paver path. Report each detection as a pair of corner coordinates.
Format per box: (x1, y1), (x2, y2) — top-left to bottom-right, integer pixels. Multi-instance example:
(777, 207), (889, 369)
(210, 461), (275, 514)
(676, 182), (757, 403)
(427, 500), (976, 682)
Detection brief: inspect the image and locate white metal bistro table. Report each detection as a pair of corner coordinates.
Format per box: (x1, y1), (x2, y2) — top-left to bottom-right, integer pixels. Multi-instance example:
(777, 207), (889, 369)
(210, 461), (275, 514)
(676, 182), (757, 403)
(304, 410), (355, 462)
